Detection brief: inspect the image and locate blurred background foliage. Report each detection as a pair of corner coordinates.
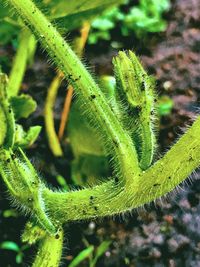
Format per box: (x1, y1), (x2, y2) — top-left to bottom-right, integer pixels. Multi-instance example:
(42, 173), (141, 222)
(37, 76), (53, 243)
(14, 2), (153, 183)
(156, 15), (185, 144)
(88, 0), (170, 45)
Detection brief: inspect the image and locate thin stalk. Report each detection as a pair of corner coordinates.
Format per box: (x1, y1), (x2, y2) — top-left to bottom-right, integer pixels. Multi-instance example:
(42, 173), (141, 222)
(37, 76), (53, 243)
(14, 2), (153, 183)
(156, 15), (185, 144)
(58, 22), (91, 140)
(44, 71), (63, 156)
(7, 0), (141, 184)
(8, 27), (36, 97)
(45, 23), (90, 154)
(58, 84), (73, 140)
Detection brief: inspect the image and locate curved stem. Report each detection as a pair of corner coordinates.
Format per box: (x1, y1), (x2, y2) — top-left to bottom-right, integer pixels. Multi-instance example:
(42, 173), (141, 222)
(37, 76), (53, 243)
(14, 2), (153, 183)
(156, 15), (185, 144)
(44, 71), (63, 157)
(0, 148), (56, 234)
(43, 116), (200, 223)
(6, 0), (141, 184)
(6, 0), (200, 224)
(58, 84), (73, 140)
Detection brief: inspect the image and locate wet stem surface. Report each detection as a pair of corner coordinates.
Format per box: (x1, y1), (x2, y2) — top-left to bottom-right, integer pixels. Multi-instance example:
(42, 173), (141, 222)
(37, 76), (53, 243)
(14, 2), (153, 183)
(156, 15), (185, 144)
(0, 0), (200, 266)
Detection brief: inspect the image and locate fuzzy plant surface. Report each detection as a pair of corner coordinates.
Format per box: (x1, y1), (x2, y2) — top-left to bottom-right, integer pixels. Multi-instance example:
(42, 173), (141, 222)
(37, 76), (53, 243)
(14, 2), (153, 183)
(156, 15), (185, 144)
(0, 0), (123, 97)
(1, 0), (200, 266)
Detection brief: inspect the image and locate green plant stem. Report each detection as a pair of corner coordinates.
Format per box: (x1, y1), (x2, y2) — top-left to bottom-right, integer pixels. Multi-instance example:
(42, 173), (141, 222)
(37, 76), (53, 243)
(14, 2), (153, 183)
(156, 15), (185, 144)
(113, 51), (156, 170)
(43, 116), (200, 222)
(6, 0), (141, 185)
(5, 0), (200, 223)
(58, 22), (91, 140)
(44, 23), (90, 156)
(0, 73), (15, 148)
(8, 27), (36, 97)
(32, 228), (63, 267)
(44, 72), (63, 157)
(0, 148), (56, 234)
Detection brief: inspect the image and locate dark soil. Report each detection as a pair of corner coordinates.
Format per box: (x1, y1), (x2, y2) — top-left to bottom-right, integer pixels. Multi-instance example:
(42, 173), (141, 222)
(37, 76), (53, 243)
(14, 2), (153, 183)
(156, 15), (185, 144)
(0, 0), (200, 266)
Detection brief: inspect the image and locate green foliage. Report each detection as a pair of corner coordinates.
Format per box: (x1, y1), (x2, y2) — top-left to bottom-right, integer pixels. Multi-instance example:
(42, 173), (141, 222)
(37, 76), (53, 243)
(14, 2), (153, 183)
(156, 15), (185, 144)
(89, 0), (170, 44)
(89, 7), (124, 44)
(10, 94), (37, 119)
(0, 241), (19, 252)
(3, 209), (18, 218)
(56, 175), (70, 191)
(0, 71), (41, 149)
(14, 125), (41, 148)
(0, 0), (123, 45)
(0, 4), (19, 45)
(0, 241), (29, 264)
(68, 241), (111, 267)
(123, 0), (170, 35)
(67, 75), (117, 185)
(0, 0), (200, 267)
(158, 95), (174, 116)
(0, 21), (19, 45)
(22, 221), (46, 245)
(51, 0), (124, 32)
(90, 241), (111, 267)
(68, 246), (94, 267)
(36, 0), (123, 19)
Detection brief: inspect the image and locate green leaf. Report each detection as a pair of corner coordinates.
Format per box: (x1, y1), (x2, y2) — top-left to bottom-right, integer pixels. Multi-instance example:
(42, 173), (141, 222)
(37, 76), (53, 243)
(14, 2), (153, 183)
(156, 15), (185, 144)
(124, 0), (170, 34)
(0, 3), (20, 45)
(91, 7), (122, 30)
(14, 124), (41, 148)
(91, 241), (111, 267)
(44, 0), (124, 19)
(92, 17), (114, 31)
(0, 241), (20, 252)
(56, 175), (70, 191)
(68, 246), (94, 267)
(54, 1), (124, 32)
(0, 21), (19, 45)
(0, 3), (10, 19)
(16, 253), (23, 264)
(22, 221), (46, 245)
(0, 0), (123, 44)
(10, 94), (37, 119)
(88, 30), (111, 44)
(157, 96), (173, 116)
(3, 209), (18, 218)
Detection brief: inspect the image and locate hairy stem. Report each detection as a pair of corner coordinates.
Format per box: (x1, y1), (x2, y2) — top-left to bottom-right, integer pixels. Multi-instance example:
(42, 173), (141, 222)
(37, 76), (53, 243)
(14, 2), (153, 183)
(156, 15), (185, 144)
(0, 73), (15, 148)
(45, 22), (90, 155)
(32, 228), (63, 267)
(113, 51), (156, 170)
(6, 0), (141, 184)
(58, 22), (91, 140)
(43, 116), (200, 222)
(0, 148), (56, 234)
